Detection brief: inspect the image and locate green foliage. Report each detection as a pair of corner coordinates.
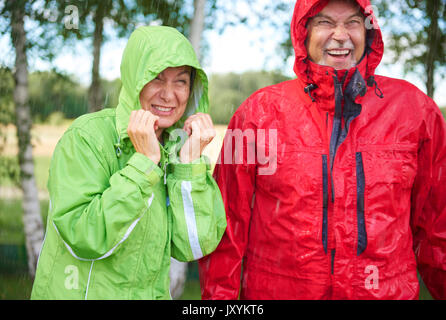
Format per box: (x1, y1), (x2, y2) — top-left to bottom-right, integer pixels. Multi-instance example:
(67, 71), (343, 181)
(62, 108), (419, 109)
(0, 67), (14, 125)
(38, 0), (190, 39)
(0, 156), (51, 192)
(0, 273), (33, 299)
(209, 70), (292, 124)
(0, 199), (26, 245)
(28, 70), (88, 121)
(372, 0), (446, 97)
(0, 157), (20, 188)
(179, 280), (201, 300)
(0, 198), (49, 246)
(0, 67), (20, 186)
(26, 70), (122, 121)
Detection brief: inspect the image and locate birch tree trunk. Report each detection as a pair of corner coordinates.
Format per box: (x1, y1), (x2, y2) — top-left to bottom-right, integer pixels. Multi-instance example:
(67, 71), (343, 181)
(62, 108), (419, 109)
(169, 0), (207, 300)
(10, 3), (44, 279)
(88, 5), (104, 113)
(189, 0), (206, 61)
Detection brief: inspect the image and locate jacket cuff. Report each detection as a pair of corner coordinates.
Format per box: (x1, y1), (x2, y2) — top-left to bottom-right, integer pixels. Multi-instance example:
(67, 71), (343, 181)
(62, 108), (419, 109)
(126, 152), (163, 185)
(170, 155), (210, 180)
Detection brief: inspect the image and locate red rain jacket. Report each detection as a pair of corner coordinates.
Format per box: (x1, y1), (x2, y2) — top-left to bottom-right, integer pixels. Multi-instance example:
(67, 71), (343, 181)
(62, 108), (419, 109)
(199, 0), (446, 299)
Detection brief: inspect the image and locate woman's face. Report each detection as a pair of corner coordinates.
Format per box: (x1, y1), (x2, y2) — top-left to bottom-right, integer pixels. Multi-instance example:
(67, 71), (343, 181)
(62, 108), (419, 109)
(139, 66), (192, 130)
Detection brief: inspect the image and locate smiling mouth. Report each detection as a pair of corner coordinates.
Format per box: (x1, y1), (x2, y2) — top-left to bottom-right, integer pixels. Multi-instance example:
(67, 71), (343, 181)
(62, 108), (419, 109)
(152, 105), (174, 113)
(326, 49), (352, 58)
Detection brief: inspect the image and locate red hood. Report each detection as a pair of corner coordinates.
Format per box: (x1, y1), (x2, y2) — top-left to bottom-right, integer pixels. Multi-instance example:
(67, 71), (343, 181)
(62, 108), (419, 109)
(291, 0), (384, 87)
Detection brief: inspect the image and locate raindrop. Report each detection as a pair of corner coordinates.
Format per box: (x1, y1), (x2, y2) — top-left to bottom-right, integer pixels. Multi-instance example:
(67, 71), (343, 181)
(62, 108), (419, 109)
(281, 143), (286, 157)
(233, 221), (240, 237)
(275, 199), (281, 215)
(104, 92), (109, 107)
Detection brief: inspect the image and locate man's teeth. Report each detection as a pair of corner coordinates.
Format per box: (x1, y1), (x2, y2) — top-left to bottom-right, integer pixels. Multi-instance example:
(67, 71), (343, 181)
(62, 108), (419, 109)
(153, 106), (172, 112)
(327, 49), (350, 56)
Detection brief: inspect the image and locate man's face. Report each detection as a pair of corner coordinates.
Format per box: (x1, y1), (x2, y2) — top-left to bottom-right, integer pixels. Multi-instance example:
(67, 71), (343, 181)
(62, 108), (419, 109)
(305, 0), (366, 70)
(139, 66), (191, 129)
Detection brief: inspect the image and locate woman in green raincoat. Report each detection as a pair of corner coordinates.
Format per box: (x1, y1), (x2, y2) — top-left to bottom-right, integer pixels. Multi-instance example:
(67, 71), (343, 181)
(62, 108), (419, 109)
(30, 26), (226, 300)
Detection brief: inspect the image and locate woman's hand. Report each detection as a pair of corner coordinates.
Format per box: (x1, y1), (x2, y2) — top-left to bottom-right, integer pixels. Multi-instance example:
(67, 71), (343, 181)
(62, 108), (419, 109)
(127, 110), (161, 165)
(180, 113), (216, 163)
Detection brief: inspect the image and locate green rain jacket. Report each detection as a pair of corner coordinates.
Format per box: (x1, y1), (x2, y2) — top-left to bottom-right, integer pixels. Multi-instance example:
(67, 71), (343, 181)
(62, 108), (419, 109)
(31, 26), (226, 300)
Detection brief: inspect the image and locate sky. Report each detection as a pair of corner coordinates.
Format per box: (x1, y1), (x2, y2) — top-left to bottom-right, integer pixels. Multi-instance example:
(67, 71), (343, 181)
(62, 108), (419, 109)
(1, 2), (445, 107)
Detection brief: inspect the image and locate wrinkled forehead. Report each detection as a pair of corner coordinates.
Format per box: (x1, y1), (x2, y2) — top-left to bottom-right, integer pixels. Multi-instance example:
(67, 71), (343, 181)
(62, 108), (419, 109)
(157, 65), (192, 76)
(306, 0), (365, 28)
(311, 0), (364, 19)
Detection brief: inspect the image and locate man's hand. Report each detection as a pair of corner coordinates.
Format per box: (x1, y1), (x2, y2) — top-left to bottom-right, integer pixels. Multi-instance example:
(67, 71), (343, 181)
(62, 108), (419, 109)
(180, 113), (216, 163)
(127, 110), (161, 165)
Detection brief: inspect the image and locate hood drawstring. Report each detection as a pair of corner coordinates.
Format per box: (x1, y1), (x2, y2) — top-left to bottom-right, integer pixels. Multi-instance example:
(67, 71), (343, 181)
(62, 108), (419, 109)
(304, 84), (318, 102)
(367, 76), (384, 99)
(114, 136), (122, 158)
(114, 135), (133, 158)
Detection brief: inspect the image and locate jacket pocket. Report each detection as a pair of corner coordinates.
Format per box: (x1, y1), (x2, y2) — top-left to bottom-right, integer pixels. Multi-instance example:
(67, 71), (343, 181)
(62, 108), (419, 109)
(358, 146), (416, 259)
(358, 145), (417, 189)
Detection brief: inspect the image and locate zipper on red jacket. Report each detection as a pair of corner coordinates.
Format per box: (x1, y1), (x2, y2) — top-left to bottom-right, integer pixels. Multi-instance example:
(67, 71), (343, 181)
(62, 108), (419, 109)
(324, 72), (347, 280)
(322, 154), (336, 276)
(319, 69), (371, 286)
(322, 155), (329, 254)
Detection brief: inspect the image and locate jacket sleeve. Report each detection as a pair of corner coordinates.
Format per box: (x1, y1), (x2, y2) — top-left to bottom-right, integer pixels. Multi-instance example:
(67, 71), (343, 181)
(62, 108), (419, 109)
(167, 155), (227, 262)
(198, 103), (257, 300)
(411, 98), (446, 300)
(49, 127), (163, 260)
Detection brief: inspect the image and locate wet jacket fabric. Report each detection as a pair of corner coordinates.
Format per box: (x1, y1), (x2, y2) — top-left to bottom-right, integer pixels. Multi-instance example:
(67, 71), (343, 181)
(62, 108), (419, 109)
(199, 0), (446, 300)
(31, 26), (226, 300)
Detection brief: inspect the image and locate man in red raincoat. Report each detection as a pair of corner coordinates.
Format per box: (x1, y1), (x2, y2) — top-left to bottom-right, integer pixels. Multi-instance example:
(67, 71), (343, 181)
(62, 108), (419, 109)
(199, 0), (446, 299)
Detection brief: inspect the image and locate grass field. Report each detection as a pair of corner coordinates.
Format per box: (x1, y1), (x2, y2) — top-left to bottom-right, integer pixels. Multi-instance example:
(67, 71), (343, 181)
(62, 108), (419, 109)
(0, 274), (201, 300)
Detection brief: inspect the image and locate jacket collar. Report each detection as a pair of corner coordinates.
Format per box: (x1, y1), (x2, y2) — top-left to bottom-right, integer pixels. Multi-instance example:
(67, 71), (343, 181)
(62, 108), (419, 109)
(297, 54), (369, 110)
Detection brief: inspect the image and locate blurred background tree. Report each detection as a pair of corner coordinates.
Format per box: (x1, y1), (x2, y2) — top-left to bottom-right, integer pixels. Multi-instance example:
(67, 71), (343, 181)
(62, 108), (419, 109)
(372, 0), (446, 98)
(209, 71), (291, 124)
(38, 0), (190, 113)
(1, 0), (45, 279)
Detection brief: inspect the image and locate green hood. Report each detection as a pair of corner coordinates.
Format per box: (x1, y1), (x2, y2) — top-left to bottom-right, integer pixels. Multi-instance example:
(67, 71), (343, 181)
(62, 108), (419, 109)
(116, 26), (209, 141)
